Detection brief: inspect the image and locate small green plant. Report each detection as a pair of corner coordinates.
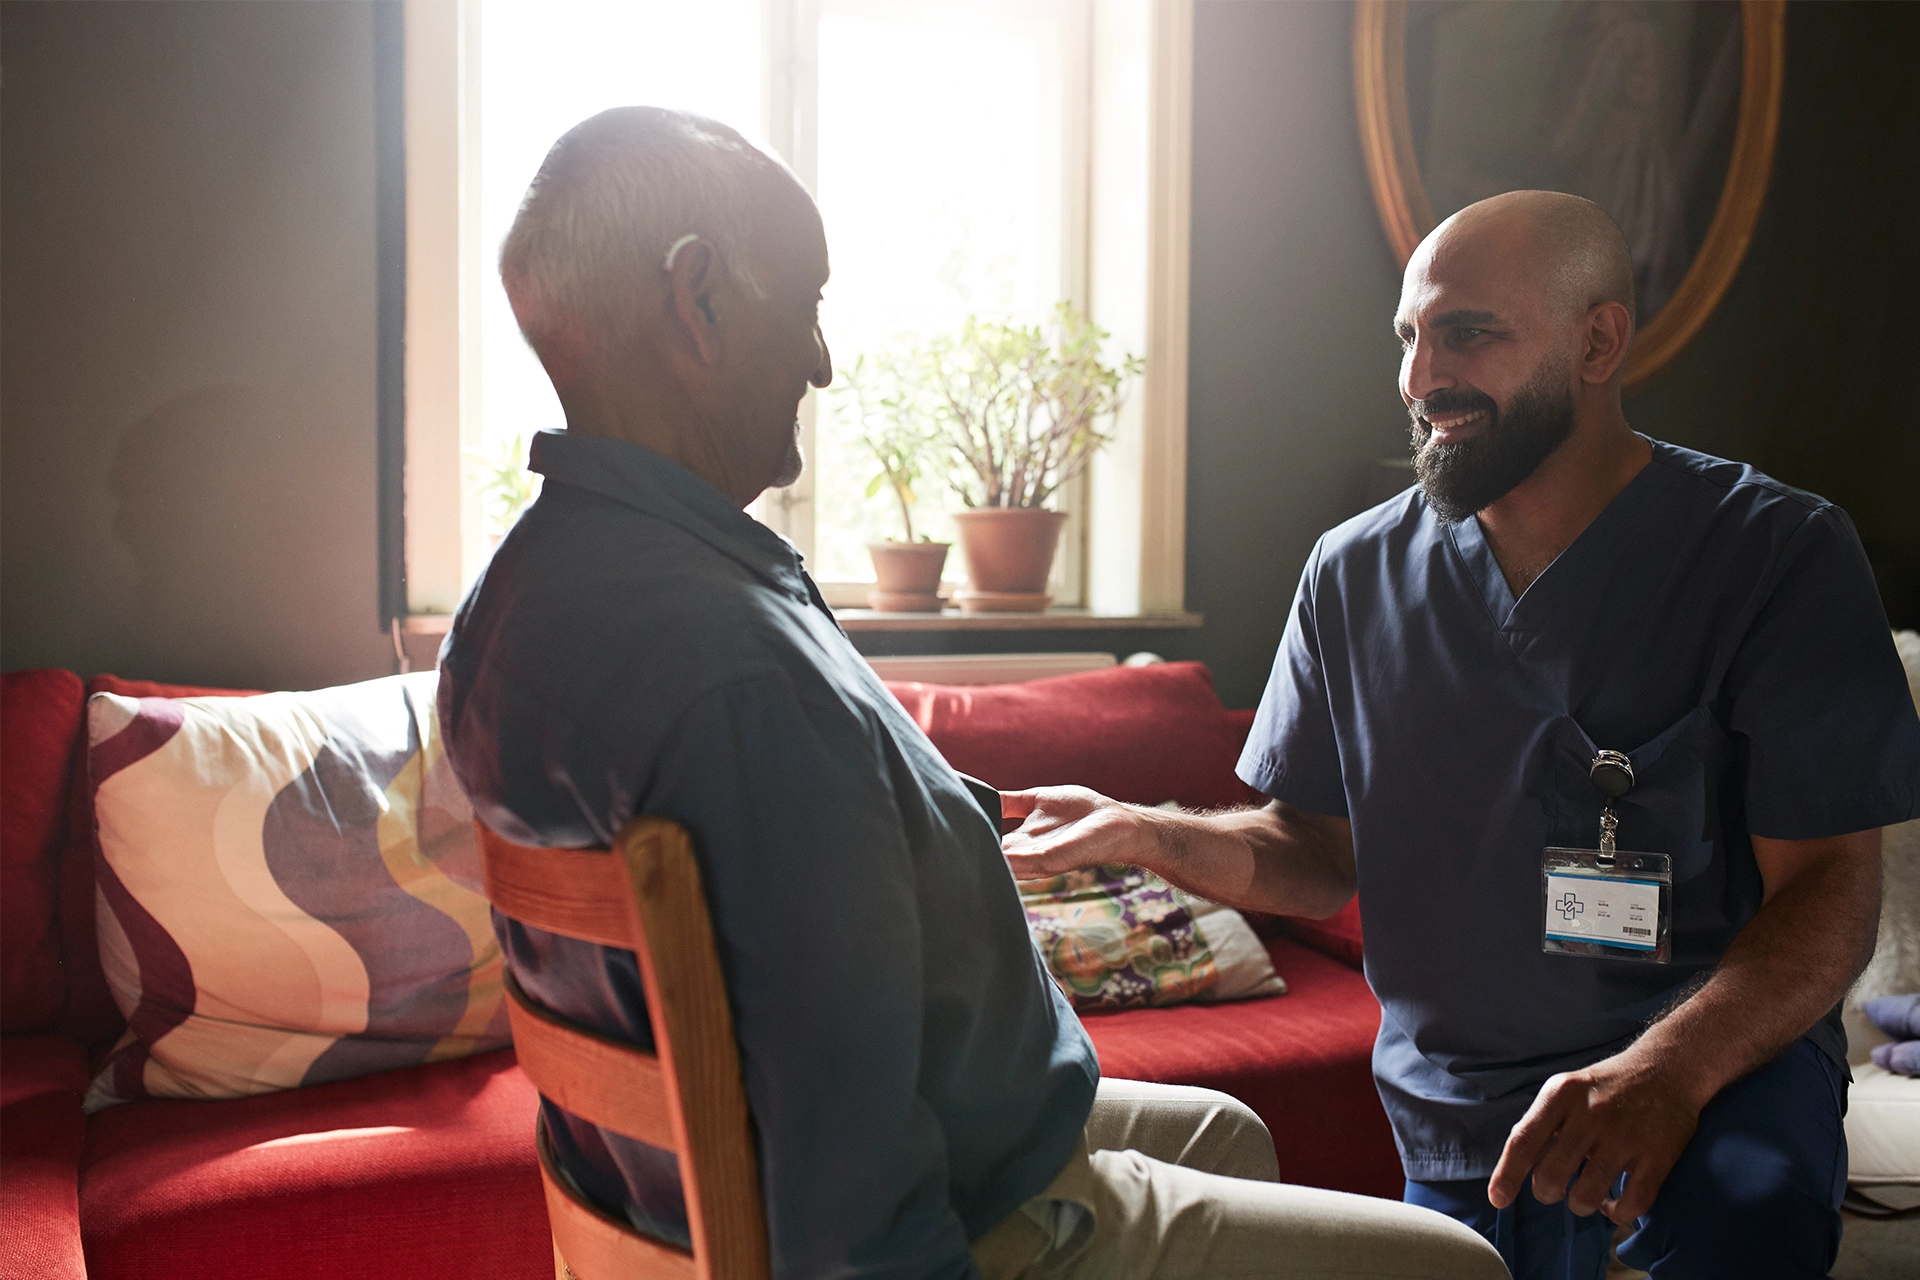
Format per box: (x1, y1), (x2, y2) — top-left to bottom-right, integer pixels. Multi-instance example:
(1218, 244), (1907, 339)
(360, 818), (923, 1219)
(467, 433), (541, 539)
(923, 302), (1140, 510)
(832, 353), (944, 543)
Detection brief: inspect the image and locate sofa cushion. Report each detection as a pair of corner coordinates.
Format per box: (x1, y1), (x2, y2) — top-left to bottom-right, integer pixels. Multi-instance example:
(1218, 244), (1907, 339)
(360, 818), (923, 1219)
(79, 1048), (550, 1280)
(0, 1035), (90, 1280)
(58, 677), (265, 1047)
(2, 669), (85, 1033)
(1080, 936), (1399, 1198)
(887, 661), (1264, 810)
(84, 672), (509, 1108)
(1282, 897), (1366, 970)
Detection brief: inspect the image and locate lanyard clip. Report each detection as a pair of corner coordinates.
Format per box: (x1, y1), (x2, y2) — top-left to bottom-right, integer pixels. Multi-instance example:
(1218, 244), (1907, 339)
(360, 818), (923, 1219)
(1590, 751), (1633, 866)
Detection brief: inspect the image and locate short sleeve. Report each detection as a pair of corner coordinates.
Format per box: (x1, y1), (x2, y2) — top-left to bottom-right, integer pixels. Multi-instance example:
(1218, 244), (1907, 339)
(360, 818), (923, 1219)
(1725, 506), (1920, 839)
(1237, 539), (1350, 817)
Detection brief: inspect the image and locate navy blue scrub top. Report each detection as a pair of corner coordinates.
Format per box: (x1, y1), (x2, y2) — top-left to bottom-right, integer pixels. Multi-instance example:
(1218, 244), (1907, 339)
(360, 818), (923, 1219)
(1237, 439), (1920, 1182)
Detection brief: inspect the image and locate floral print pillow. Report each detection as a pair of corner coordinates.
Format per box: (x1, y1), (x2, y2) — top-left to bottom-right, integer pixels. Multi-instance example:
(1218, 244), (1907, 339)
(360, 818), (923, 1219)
(1019, 864), (1284, 1012)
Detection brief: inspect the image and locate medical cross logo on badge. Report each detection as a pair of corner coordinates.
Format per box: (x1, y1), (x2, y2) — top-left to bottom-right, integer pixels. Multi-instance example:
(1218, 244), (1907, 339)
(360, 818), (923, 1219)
(1555, 892), (1585, 922)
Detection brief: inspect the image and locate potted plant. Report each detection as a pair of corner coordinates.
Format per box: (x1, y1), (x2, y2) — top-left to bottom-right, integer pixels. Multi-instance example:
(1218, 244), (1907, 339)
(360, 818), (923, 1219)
(925, 303), (1141, 612)
(834, 354), (950, 612)
(469, 433), (542, 551)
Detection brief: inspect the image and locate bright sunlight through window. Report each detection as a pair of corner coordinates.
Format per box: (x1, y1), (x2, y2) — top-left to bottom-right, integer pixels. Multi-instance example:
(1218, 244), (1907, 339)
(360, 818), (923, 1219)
(407, 0), (1189, 623)
(472, 0), (1078, 587)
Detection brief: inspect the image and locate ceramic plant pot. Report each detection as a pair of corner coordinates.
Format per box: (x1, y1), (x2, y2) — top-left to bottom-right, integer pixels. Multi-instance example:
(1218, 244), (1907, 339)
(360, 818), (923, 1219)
(951, 508), (1068, 612)
(866, 541), (950, 612)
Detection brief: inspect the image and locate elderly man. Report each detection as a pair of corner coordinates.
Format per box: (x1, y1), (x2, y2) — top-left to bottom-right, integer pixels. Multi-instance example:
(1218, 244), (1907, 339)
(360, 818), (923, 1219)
(439, 107), (1503, 1280)
(1006, 191), (1920, 1279)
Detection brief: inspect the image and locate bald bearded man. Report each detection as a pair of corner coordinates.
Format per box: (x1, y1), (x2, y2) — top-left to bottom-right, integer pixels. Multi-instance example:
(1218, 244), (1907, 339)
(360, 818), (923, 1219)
(1004, 192), (1920, 1279)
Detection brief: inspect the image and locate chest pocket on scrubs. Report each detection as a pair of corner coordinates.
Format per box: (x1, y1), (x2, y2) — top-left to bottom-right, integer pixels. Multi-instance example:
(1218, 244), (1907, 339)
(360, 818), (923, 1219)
(1546, 707), (1723, 886)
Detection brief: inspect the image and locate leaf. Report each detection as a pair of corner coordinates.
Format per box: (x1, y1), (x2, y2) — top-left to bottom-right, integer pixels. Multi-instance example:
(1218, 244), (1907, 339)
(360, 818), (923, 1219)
(865, 473), (885, 499)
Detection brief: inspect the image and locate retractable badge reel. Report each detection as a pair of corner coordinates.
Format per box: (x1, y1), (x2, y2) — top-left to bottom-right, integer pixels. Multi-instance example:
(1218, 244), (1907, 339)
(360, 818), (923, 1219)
(1541, 751), (1672, 963)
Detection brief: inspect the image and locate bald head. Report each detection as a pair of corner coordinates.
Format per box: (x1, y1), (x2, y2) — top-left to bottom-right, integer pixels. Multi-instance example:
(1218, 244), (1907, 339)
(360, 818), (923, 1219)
(500, 106), (811, 374)
(1394, 191), (1641, 521)
(1422, 190), (1637, 328)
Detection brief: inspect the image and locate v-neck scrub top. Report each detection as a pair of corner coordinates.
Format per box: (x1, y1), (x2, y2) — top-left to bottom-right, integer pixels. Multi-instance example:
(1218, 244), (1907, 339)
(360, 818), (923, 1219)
(1236, 439), (1920, 1181)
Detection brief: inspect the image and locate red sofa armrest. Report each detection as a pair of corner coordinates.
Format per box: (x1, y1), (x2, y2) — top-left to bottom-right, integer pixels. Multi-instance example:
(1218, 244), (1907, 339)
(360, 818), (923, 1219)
(1, 1036), (89, 1280)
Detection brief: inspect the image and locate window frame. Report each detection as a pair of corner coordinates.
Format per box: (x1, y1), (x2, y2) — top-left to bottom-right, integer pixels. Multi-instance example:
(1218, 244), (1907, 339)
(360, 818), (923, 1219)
(400, 0), (1193, 625)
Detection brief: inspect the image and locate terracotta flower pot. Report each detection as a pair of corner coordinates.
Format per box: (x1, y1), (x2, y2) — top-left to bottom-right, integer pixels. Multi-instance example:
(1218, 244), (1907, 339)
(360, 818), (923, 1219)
(866, 541), (950, 612)
(951, 508), (1068, 612)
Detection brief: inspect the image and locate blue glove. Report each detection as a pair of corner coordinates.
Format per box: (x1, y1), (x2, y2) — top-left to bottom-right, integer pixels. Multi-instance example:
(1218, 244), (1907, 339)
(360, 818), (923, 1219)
(1864, 993), (1920, 1041)
(1869, 1039), (1920, 1077)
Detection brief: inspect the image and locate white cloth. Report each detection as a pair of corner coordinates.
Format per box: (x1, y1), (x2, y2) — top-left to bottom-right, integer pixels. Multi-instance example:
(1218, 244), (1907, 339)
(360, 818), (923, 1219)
(1846, 1063), (1920, 1185)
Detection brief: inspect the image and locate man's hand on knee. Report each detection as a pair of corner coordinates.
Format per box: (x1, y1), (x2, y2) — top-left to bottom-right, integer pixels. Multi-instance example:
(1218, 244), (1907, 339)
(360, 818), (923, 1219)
(1488, 1047), (1700, 1225)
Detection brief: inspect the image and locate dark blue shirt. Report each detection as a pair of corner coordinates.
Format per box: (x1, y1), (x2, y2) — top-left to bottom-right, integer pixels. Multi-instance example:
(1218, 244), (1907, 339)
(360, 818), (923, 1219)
(1237, 439), (1920, 1181)
(439, 430), (1097, 1279)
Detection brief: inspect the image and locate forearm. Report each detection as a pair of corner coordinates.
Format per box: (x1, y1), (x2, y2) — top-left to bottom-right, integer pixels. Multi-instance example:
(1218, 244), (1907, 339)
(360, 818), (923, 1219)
(1625, 833), (1881, 1108)
(1137, 801), (1356, 919)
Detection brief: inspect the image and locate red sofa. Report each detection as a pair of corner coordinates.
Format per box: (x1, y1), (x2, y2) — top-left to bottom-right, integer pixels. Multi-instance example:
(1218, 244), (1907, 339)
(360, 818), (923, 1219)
(1, 661), (1394, 1279)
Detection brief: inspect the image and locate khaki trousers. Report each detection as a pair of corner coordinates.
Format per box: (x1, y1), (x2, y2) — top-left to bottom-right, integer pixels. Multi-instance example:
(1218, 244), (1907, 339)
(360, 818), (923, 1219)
(973, 1080), (1508, 1280)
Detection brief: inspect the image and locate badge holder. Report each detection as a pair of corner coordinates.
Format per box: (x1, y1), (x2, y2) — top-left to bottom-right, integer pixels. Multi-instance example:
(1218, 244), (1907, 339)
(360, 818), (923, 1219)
(1541, 750), (1672, 964)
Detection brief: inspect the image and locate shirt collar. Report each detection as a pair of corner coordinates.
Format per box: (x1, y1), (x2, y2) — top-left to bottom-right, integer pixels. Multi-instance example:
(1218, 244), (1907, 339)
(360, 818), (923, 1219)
(1442, 434), (1674, 630)
(527, 429), (813, 601)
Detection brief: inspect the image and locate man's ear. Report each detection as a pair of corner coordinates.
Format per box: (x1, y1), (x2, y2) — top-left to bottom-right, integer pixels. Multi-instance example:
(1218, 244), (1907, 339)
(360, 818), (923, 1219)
(666, 238), (724, 366)
(1581, 301), (1633, 385)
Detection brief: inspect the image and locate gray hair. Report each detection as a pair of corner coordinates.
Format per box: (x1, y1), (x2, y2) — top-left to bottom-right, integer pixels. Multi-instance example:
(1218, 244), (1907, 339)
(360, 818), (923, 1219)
(499, 106), (792, 362)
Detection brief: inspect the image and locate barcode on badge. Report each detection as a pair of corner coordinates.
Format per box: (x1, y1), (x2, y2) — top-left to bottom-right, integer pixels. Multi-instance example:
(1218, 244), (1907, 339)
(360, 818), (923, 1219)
(1621, 926), (1651, 936)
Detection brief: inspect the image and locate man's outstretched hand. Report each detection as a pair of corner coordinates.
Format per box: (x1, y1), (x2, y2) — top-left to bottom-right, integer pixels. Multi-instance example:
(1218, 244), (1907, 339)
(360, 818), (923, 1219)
(999, 786), (1162, 880)
(1487, 1046), (1703, 1225)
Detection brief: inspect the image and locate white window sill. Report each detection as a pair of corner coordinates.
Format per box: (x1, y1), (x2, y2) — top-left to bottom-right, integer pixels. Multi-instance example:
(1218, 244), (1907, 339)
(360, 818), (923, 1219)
(833, 609), (1203, 633)
(403, 609), (1204, 639)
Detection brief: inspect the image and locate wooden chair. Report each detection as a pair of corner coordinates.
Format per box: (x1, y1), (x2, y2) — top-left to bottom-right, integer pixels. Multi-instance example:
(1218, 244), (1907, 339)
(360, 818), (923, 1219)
(475, 815), (770, 1280)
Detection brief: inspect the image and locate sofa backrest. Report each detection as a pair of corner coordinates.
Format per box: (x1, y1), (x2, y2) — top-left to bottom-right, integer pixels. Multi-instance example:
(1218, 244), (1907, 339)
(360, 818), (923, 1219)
(3, 659), (1351, 1047)
(883, 660), (1266, 811)
(2, 669), (86, 1034)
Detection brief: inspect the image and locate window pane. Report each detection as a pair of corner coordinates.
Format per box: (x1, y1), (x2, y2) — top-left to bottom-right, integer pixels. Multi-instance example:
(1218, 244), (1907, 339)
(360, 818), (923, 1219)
(475, 0), (761, 548)
(812, 0), (1073, 582)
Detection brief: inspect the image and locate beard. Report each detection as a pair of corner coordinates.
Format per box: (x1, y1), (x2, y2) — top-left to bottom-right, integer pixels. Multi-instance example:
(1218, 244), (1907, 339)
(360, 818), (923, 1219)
(768, 419), (805, 490)
(1408, 358), (1576, 524)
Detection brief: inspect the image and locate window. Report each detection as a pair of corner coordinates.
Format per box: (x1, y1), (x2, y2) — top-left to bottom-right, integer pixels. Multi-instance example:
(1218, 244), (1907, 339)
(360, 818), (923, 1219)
(403, 0), (1192, 622)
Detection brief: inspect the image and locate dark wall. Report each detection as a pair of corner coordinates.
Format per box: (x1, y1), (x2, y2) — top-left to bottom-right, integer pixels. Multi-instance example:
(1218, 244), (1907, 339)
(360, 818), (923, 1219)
(0, 0), (393, 691)
(4, 1), (1910, 706)
(1175, 0), (1920, 707)
(1623, 1), (1920, 626)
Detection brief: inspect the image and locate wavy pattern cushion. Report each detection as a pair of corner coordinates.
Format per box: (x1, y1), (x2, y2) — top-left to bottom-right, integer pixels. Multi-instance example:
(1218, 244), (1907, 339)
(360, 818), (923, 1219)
(1021, 865), (1285, 1011)
(83, 672), (508, 1110)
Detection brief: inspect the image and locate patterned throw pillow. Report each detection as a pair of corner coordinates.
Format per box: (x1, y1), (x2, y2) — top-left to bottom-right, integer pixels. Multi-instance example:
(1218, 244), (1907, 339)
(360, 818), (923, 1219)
(1020, 864), (1286, 1012)
(83, 672), (508, 1111)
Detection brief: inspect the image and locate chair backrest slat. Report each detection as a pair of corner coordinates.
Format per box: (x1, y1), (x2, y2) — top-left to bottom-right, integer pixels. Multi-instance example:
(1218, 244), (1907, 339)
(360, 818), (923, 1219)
(615, 820), (770, 1279)
(475, 815), (771, 1280)
(480, 836), (633, 949)
(536, 1116), (696, 1279)
(503, 970), (678, 1151)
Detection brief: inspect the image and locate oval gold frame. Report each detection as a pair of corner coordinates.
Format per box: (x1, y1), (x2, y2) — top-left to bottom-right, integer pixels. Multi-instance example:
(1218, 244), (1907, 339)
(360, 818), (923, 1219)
(1354, 0), (1786, 394)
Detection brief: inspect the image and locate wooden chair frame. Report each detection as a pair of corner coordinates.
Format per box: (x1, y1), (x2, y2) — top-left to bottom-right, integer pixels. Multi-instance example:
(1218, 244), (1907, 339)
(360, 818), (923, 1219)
(476, 816), (770, 1280)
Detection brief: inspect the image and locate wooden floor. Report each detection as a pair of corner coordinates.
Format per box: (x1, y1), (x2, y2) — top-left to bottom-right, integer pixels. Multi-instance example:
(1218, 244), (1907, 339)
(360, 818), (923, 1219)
(1835, 1199), (1920, 1280)
(1600, 1203), (1920, 1280)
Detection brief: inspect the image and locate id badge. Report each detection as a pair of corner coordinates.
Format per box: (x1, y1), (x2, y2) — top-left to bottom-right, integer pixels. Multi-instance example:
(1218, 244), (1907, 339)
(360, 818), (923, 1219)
(1541, 847), (1672, 963)
(1541, 748), (1672, 964)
